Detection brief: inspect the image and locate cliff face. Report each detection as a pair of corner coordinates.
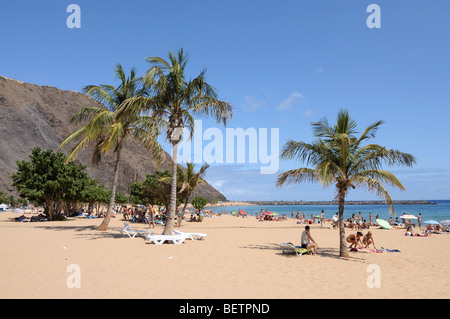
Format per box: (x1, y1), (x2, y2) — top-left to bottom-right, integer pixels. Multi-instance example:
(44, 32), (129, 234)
(0, 76), (225, 202)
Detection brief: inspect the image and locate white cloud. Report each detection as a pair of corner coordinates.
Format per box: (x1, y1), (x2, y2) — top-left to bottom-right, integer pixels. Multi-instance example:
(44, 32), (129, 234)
(212, 180), (226, 189)
(276, 91), (303, 111)
(302, 109), (314, 117)
(242, 95), (265, 111)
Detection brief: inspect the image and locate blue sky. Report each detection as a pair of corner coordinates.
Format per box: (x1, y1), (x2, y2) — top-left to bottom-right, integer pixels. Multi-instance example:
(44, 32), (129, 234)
(1, 1), (449, 201)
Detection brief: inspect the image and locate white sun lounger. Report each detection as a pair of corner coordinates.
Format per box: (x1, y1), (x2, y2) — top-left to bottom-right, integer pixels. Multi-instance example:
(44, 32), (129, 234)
(172, 230), (207, 240)
(145, 234), (187, 245)
(120, 222), (152, 238)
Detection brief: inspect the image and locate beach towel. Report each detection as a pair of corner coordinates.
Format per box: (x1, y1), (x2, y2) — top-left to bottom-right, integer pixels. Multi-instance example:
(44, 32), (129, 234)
(379, 247), (401, 253)
(294, 246), (310, 255)
(350, 247), (382, 253)
(283, 242), (311, 255)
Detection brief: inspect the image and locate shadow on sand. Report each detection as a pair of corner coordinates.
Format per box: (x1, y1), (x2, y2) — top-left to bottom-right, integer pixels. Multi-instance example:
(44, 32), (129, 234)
(241, 243), (365, 261)
(36, 224), (127, 240)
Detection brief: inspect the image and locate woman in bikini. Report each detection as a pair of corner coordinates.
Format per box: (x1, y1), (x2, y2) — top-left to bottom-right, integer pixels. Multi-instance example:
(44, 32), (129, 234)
(346, 232), (364, 248)
(362, 231), (376, 249)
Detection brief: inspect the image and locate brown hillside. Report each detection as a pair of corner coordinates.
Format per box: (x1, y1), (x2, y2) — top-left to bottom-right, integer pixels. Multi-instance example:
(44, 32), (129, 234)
(0, 76), (226, 202)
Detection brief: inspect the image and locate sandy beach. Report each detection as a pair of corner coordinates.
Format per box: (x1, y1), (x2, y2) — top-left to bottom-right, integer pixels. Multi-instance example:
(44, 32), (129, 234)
(0, 210), (449, 299)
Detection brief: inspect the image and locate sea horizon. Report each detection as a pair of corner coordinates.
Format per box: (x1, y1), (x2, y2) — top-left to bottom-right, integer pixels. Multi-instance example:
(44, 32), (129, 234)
(213, 200), (450, 223)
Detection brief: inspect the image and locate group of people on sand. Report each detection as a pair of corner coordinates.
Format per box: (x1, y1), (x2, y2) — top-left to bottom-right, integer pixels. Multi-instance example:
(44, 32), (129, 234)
(346, 231), (376, 249)
(289, 210), (329, 225)
(121, 204), (159, 228)
(343, 212), (378, 230)
(297, 225), (377, 257)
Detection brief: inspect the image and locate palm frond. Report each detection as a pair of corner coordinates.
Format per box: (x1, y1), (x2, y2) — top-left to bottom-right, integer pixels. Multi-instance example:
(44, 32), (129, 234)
(276, 168), (319, 187)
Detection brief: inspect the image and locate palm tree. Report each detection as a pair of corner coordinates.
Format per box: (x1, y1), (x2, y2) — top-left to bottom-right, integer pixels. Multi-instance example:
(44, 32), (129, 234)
(175, 162), (210, 227)
(276, 109), (416, 257)
(119, 48), (233, 234)
(59, 64), (163, 231)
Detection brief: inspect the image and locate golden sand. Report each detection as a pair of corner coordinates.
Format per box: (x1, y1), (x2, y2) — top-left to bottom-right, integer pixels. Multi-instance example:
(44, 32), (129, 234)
(0, 211), (448, 299)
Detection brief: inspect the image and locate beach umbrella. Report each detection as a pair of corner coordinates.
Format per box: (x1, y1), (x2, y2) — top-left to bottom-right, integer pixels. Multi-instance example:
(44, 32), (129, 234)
(239, 209), (247, 215)
(402, 214), (417, 219)
(439, 220), (450, 226)
(424, 220), (440, 225)
(376, 218), (392, 229)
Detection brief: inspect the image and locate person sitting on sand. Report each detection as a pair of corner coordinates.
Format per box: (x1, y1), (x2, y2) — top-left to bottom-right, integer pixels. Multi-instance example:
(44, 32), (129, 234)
(362, 231), (376, 249)
(347, 232), (364, 248)
(405, 225), (415, 236)
(331, 213), (339, 229)
(301, 225), (318, 255)
(346, 218), (356, 230)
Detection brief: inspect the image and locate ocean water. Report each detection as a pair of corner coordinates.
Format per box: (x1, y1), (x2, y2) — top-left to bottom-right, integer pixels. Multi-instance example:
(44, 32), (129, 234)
(215, 200), (450, 223)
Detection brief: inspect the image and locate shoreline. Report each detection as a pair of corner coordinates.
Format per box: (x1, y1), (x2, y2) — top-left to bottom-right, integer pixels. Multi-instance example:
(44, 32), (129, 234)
(210, 200), (437, 207)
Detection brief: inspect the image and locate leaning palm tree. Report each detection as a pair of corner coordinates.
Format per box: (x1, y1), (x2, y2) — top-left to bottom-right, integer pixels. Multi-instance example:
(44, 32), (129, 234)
(276, 109), (416, 257)
(59, 64), (163, 231)
(175, 162), (210, 227)
(119, 48), (233, 234)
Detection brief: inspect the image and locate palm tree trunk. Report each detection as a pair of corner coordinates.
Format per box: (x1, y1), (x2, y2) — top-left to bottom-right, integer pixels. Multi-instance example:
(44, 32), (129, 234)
(176, 197), (189, 228)
(338, 187), (349, 258)
(97, 143), (123, 231)
(163, 141), (179, 235)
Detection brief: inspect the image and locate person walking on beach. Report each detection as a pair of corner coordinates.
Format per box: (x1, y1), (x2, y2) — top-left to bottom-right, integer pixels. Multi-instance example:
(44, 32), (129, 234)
(147, 204), (155, 229)
(418, 213), (422, 228)
(301, 225), (318, 255)
(320, 210), (325, 227)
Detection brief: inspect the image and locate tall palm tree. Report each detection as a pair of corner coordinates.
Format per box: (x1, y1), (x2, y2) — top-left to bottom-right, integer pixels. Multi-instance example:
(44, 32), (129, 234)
(59, 64), (163, 231)
(119, 48), (233, 234)
(176, 162), (210, 227)
(276, 109), (416, 257)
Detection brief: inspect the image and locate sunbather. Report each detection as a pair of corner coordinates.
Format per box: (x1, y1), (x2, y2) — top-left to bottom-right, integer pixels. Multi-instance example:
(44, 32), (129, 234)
(347, 232), (364, 248)
(363, 231), (376, 249)
(405, 225), (415, 236)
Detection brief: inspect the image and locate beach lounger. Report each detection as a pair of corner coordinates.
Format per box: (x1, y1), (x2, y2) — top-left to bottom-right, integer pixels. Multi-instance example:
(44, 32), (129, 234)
(172, 230), (207, 240)
(120, 222), (152, 238)
(145, 234), (187, 245)
(279, 243), (310, 256)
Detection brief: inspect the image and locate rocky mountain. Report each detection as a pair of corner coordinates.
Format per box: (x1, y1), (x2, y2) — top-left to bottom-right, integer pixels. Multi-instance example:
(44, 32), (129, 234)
(0, 76), (226, 202)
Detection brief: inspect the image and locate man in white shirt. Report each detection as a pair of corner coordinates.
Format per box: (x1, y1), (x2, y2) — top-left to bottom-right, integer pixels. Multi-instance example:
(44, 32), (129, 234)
(301, 225), (318, 255)
(331, 213), (339, 229)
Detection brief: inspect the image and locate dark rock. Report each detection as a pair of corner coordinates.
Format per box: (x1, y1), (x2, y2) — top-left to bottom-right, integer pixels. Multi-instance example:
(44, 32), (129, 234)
(0, 77), (225, 202)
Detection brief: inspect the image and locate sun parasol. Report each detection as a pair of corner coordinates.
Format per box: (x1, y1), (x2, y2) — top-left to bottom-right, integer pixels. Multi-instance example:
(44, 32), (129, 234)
(424, 220), (440, 225)
(376, 218), (392, 229)
(402, 214), (417, 219)
(263, 212), (278, 216)
(439, 220), (450, 226)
